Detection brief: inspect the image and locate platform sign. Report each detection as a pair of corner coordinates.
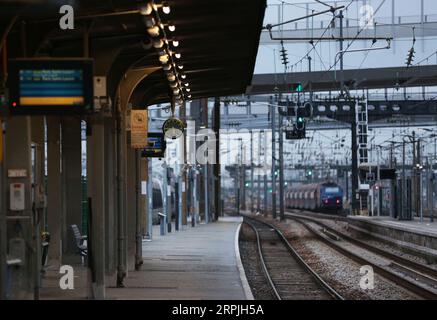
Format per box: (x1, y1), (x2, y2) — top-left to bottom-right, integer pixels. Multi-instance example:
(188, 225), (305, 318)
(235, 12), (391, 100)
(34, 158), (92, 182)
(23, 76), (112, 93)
(141, 132), (166, 158)
(7, 59), (94, 115)
(131, 110), (148, 149)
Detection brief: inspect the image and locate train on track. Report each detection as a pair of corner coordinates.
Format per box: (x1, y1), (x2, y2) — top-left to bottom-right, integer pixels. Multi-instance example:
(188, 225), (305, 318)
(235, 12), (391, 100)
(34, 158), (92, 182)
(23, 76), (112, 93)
(285, 182), (343, 213)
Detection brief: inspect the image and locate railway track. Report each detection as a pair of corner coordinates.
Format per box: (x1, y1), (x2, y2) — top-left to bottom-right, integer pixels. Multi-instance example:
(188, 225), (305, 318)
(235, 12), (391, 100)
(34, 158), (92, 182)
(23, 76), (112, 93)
(284, 213), (437, 300)
(243, 216), (344, 300)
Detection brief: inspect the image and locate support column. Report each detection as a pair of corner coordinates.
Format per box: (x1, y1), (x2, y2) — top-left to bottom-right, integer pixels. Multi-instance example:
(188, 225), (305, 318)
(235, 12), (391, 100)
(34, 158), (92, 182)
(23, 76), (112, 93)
(104, 118), (117, 280)
(4, 116), (33, 299)
(213, 97), (221, 220)
(146, 159), (153, 240)
(31, 116), (44, 300)
(46, 117), (62, 266)
(126, 147), (137, 271)
(61, 117), (83, 260)
(87, 117), (106, 299)
(0, 117), (5, 299)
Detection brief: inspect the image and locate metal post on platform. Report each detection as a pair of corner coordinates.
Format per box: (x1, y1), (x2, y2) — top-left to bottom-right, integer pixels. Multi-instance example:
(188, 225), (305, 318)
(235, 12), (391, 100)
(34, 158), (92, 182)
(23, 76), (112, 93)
(257, 130), (262, 213)
(263, 129), (268, 216)
(402, 140), (406, 220)
(271, 97), (277, 219)
(204, 164), (209, 224)
(250, 130), (254, 213)
(278, 107), (285, 221)
(147, 159), (153, 240)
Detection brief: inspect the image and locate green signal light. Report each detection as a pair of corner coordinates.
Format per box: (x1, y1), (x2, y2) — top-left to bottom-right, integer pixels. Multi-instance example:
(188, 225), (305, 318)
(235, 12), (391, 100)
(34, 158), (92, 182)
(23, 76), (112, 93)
(307, 170), (312, 176)
(297, 117), (304, 123)
(245, 182), (249, 187)
(296, 84), (302, 92)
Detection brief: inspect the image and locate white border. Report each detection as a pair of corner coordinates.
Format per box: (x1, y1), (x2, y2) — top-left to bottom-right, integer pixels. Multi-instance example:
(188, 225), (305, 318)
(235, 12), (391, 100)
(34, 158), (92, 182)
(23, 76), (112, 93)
(234, 222), (255, 300)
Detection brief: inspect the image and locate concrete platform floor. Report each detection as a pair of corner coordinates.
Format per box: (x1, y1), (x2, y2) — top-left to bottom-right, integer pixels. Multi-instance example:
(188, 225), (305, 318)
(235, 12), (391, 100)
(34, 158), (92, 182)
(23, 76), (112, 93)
(106, 216), (246, 300)
(349, 215), (437, 237)
(40, 216), (247, 300)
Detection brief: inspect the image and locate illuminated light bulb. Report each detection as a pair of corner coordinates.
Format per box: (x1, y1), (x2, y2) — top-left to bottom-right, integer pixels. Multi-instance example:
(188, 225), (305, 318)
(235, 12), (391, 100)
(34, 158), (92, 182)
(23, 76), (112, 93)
(159, 54), (169, 64)
(184, 82), (189, 87)
(168, 24), (176, 32)
(167, 73), (176, 82)
(181, 74), (186, 79)
(162, 3), (171, 14)
(172, 40), (179, 47)
(139, 3), (153, 15)
(187, 95), (192, 98)
(186, 88), (191, 92)
(153, 39), (164, 48)
(174, 53), (181, 59)
(147, 26), (160, 37)
(178, 65), (184, 70)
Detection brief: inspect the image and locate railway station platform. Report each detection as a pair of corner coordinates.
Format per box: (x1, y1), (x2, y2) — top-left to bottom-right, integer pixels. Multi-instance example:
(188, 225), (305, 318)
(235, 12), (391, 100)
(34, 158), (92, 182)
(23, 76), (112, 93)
(347, 216), (437, 262)
(39, 217), (249, 300)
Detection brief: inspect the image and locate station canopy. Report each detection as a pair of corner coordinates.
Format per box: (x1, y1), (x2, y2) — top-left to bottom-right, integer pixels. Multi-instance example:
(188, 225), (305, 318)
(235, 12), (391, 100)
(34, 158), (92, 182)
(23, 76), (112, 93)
(1, 0), (266, 106)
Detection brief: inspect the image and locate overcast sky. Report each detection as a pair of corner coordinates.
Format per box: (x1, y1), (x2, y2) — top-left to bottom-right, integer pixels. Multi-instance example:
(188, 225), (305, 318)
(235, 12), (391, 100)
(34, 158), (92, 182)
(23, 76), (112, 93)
(255, 0), (437, 74)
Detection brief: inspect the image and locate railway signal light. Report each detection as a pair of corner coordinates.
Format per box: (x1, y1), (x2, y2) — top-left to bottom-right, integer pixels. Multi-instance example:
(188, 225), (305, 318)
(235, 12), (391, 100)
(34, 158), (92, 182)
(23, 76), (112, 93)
(291, 83), (303, 92)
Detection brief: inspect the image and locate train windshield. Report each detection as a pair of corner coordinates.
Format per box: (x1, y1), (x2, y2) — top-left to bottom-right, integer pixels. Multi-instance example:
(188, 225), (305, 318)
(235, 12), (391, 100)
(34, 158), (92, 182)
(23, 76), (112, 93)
(324, 187), (340, 193)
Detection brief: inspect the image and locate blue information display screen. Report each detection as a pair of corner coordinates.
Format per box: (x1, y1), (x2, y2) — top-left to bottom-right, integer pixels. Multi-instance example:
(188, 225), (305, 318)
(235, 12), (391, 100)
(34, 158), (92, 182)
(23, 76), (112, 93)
(8, 59), (93, 115)
(19, 69), (85, 106)
(142, 133), (166, 158)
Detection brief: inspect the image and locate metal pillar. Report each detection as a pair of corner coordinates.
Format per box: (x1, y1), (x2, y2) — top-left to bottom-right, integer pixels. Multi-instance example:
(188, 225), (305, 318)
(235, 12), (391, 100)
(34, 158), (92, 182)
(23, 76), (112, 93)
(135, 150), (143, 270)
(4, 117), (34, 299)
(250, 130), (254, 213)
(351, 113), (359, 215)
(46, 117), (62, 266)
(0, 117), (5, 299)
(87, 117), (106, 299)
(213, 97), (221, 220)
(257, 131), (262, 212)
(61, 118), (83, 260)
(271, 101), (277, 218)
(146, 159), (153, 239)
(263, 131), (268, 216)
(278, 109), (285, 221)
(204, 165), (209, 223)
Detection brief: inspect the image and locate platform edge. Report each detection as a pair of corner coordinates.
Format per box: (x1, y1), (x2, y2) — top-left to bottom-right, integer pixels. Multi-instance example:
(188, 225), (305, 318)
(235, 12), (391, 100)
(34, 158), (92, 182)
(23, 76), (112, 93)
(234, 222), (255, 300)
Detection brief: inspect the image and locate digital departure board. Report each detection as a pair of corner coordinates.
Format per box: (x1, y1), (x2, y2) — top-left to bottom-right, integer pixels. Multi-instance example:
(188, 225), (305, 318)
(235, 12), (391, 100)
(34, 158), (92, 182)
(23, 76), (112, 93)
(141, 132), (167, 158)
(7, 59), (94, 115)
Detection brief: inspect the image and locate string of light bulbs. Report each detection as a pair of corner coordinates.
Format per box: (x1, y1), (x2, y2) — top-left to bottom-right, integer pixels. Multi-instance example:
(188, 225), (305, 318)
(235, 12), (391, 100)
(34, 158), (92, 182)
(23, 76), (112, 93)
(139, 1), (192, 108)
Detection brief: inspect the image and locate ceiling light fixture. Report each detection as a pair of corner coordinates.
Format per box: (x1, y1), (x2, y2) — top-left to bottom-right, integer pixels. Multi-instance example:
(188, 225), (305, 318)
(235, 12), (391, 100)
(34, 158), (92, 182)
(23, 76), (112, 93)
(147, 26), (160, 37)
(174, 53), (181, 59)
(177, 65), (184, 70)
(139, 3), (153, 15)
(172, 40), (179, 47)
(167, 73), (176, 82)
(181, 74), (186, 79)
(168, 24), (176, 32)
(153, 39), (164, 48)
(159, 54), (169, 64)
(162, 3), (171, 14)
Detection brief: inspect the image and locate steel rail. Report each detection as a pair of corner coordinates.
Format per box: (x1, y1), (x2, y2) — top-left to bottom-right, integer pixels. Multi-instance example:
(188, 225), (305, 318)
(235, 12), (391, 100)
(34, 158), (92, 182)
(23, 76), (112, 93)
(244, 215), (344, 300)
